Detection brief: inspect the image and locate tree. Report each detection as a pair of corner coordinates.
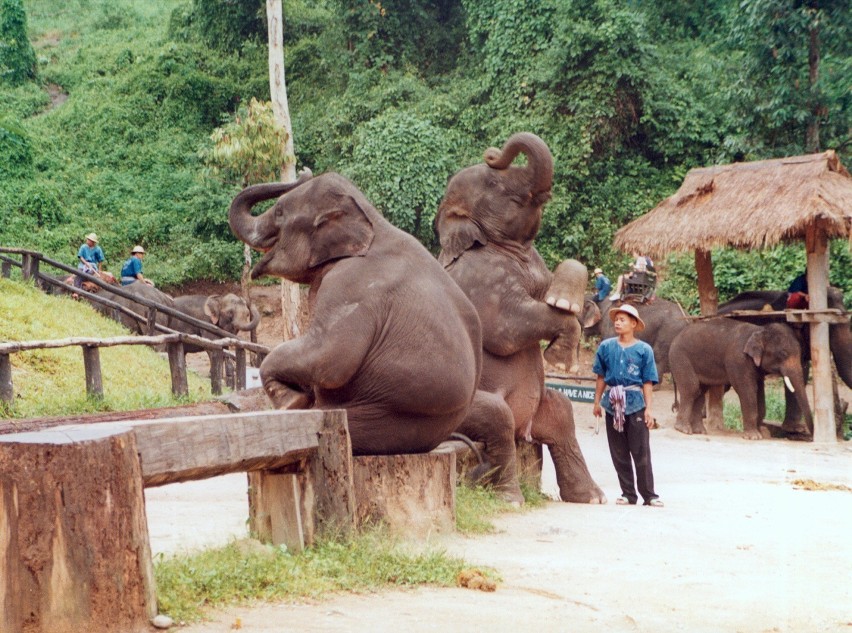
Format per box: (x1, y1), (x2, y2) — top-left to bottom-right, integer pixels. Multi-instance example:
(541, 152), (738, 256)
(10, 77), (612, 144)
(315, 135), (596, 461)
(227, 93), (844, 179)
(0, 0), (37, 84)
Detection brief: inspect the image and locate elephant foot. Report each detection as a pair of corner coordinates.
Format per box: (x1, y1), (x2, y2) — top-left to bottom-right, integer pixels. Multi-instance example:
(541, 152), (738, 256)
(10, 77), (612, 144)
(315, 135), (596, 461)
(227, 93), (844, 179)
(781, 422), (810, 436)
(559, 482), (606, 504)
(691, 423), (707, 435)
(497, 485), (525, 507)
(674, 421), (693, 435)
(545, 295), (580, 314)
(742, 429), (762, 440)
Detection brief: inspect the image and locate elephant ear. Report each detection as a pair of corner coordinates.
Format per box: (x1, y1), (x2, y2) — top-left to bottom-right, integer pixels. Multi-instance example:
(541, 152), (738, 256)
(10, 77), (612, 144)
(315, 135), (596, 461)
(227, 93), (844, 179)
(582, 300), (602, 329)
(435, 207), (487, 266)
(308, 195), (375, 268)
(204, 295), (222, 325)
(744, 330), (765, 367)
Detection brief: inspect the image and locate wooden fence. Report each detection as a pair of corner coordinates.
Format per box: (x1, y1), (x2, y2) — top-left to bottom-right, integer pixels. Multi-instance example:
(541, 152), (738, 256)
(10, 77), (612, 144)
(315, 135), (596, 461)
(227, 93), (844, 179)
(0, 247), (271, 400)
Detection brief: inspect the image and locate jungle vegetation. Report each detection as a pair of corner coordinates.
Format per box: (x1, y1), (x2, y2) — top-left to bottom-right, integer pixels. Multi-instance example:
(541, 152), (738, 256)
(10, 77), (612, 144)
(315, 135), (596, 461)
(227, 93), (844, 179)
(1, 0), (850, 309)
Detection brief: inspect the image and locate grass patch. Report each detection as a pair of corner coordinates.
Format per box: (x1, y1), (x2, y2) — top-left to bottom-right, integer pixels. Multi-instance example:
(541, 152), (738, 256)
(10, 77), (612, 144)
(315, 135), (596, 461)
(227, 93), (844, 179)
(154, 529), (488, 624)
(723, 380), (787, 431)
(0, 278), (211, 418)
(455, 480), (549, 535)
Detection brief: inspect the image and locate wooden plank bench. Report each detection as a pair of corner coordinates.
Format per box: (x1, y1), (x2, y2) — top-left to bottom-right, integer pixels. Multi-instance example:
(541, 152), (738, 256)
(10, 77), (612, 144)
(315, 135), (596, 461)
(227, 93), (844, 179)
(0, 409), (353, 633)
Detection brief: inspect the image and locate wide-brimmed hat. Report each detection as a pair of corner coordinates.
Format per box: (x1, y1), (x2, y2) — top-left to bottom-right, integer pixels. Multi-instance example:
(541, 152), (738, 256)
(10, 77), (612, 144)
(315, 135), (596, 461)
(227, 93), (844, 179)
(131, 245), (146, 254)
(593, 267), (603, 274)
(85, 232), (99, 243)
(608, 303), (645, 332)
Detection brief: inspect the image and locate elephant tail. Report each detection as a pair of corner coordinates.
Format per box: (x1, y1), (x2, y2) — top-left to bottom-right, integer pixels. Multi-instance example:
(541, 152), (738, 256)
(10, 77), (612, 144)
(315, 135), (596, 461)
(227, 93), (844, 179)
(671, 379), (680, 413)
(449, 432), (486, 466)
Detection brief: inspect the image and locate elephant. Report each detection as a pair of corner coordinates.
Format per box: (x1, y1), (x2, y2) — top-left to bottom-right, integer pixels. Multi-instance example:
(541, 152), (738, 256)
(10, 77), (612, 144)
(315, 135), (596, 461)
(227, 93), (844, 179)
(543, 297), (602, 373)
(171, 293), (260, 353)
(539, 259), (595, 373)
(228, 169), (524, 503)
(584, 296), (688, 379)
(669, 320), (812, 440)
(435, 132), (605, 504)
(717, 288), (851, 435)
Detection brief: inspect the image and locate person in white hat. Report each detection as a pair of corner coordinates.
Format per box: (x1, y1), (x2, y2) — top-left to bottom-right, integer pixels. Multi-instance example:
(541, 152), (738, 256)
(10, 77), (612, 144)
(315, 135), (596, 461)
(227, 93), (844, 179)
(593, 267), (611, 302)
(75, 232), (106, 288)
(120, 245), (154, 286)
(592, 303), (663, 507)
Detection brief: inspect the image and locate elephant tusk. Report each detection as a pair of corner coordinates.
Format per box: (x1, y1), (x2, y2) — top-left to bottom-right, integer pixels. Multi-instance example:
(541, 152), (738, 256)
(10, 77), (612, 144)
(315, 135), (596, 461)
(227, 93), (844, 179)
(783, 376), (795, 393)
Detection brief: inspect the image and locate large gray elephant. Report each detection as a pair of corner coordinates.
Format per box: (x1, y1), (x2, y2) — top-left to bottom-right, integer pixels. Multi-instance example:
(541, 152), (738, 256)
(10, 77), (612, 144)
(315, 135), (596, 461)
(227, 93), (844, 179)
(670, 321), (812, 440)
(718, 288), (851, 435)
(228, 169), (523, 502)
(584, 296), (689, 378)
(435, 132), (605, 504)
(171, 293), (260, 352)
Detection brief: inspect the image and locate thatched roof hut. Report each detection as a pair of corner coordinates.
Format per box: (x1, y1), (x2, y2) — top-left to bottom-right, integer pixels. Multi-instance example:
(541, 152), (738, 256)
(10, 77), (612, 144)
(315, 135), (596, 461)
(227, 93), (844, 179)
(614, 150), (852, 258)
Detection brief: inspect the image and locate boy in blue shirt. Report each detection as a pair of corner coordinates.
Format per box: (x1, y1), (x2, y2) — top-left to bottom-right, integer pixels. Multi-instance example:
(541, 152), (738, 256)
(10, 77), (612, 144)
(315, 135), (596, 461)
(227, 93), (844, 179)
(593, 267), (611, 302)
(592, 304), (663, 507)
(75, 232), (105, 288)
(120, 245), (153, 286)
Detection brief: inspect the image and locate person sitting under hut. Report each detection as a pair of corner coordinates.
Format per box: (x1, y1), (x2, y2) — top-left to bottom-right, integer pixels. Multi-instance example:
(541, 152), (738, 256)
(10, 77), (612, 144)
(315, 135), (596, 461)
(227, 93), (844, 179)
(786, 271), (808, 309)
(120, 245), (154, 286)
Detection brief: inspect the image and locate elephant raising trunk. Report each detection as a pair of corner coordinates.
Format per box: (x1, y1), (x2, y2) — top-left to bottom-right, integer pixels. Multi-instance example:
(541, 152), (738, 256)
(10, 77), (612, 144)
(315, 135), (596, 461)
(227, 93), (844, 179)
(228, 169), (314, 251)
(484, 132), (553, 206)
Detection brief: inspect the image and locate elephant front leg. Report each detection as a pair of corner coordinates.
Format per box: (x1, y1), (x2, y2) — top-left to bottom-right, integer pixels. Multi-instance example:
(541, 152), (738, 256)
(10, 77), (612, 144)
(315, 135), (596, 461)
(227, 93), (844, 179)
(455, 390), (524, 505)
(533, 389), (606, 504)
(735, 380), (763, 440)
(259, 346), (315, 410)
(542, 317), (582, 374)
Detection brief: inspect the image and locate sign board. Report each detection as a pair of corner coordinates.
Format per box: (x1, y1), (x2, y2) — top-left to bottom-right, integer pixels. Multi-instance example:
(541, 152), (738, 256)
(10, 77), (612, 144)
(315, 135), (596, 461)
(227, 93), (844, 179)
(545, 382), (596, 403)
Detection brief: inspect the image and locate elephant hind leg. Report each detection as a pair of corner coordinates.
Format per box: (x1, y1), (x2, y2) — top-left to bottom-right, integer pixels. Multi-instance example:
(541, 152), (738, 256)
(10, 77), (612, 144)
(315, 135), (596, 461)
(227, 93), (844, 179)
(456, 390), (524, 505)
(531, 389), (606, 504)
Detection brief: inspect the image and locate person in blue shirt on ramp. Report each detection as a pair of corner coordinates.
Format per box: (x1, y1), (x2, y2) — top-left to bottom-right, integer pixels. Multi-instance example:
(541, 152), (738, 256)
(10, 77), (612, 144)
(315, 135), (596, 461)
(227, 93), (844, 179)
(592, 303), (663, 507)
(120, 245), (154, 286)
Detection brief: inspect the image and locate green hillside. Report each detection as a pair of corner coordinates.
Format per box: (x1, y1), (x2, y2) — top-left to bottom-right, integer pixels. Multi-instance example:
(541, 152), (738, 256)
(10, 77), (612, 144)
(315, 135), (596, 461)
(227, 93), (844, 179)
(0, 278), (210, 418)
(2, 0), (850, 307)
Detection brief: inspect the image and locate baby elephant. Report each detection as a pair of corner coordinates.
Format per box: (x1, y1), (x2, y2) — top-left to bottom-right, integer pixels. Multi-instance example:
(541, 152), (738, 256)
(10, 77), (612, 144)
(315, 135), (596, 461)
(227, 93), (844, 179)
(669, 320), (812, 440)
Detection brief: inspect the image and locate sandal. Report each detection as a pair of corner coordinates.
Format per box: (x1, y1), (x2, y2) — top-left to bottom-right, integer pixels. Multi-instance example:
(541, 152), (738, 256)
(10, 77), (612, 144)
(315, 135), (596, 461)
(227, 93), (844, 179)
(646, 499), (664, 507)
(615, 496), (631, 505)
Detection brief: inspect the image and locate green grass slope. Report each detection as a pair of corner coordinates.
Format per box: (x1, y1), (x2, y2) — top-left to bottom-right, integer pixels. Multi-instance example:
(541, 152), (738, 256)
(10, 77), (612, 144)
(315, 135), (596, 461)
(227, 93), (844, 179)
(0, 278), (211, 418)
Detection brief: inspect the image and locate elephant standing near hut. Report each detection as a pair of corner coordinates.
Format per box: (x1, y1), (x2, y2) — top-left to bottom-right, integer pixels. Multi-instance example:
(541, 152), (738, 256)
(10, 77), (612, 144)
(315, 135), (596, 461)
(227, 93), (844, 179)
(435, 132), (605, 504)
(718, 288), (851, 437)
(228, 169), (524, 502)
(669, 320), (812, 439)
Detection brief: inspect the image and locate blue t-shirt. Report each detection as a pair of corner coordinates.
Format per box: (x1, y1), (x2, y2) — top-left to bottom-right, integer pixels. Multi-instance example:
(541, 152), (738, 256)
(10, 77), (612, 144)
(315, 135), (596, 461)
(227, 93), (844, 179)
(78, 244), (105, 265)
(595, 274), (612, 301)
(120, 256), (142, 282)
(593, 337), (658, 415)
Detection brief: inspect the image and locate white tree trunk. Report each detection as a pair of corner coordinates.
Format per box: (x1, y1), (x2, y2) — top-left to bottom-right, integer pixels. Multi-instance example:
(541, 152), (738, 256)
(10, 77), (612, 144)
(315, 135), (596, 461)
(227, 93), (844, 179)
(267, 0), (302, 339)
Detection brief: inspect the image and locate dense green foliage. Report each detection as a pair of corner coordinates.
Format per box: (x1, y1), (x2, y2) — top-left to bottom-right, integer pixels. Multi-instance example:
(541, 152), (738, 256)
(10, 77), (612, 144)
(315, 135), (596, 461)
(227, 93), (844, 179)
(0, 0), (37, 84)
(1, 0), (849, 301)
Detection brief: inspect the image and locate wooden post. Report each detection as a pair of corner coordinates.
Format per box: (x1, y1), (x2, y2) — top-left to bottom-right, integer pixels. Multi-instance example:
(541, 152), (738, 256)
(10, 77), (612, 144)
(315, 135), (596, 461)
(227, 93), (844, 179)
(0, 353), (13, 406)
(21, 252), (39, 283)
(166, 342), (188, 398)
(695, 249), (725, 430)
(2, 260), (11, 278)
(0, 426), (156, 633)
(82, 345), (103, 399)
(235, 348), (247, 390)
(210, 349), (224, 395)
(145, 307), (158, 336)
(308, 410), (355, 538)
(806, 224), (835, 442)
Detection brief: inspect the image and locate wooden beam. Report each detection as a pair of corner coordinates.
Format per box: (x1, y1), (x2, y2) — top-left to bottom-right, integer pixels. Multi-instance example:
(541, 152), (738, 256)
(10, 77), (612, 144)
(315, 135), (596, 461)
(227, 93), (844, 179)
(82, 345), (103, 399)
(806, 223), (835, 442)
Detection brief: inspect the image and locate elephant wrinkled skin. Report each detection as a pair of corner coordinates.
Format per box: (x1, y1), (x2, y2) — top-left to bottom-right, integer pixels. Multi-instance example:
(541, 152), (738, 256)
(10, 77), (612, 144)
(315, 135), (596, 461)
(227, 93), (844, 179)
(670, 321), (812, 440)
(436, 132), (604, 504)
(228, 170), (523, 502)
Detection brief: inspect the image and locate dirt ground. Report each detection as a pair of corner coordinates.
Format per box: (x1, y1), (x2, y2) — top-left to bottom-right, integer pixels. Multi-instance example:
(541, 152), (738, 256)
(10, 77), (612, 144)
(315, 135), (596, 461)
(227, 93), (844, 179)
(146, 283), (852, 633)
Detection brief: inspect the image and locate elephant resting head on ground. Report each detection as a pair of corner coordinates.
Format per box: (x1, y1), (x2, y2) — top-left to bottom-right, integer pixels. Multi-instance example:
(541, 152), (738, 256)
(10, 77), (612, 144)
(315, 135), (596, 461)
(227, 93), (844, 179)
(436, 132), (605, 504)
(228, 169), (524, 503)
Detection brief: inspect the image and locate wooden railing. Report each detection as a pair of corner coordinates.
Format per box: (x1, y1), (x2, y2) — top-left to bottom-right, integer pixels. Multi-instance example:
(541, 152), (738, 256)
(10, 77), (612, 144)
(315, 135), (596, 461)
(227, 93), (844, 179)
(0, 247), (272, 400)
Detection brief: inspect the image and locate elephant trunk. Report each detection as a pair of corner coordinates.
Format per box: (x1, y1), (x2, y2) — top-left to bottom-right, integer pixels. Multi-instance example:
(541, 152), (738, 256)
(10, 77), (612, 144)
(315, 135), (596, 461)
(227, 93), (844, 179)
(237, 304), (261, 332)
(484, 132), (553, 197)
(781, 359), (813, 433)
(228, 169), (313, 249)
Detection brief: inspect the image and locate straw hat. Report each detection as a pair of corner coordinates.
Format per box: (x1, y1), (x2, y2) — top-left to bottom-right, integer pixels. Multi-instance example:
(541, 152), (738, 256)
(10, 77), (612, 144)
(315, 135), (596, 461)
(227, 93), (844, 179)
(131, 245), (146, 254)
(593, 267), (603, 274)
(608, 303), (645, 332)
(85, 232), (99, 243)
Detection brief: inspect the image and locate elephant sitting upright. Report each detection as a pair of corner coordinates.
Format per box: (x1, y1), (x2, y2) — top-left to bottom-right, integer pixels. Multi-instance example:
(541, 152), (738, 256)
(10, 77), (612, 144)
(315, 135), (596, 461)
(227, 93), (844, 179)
(228, 169), (523, 502)
(435, 132), (605, 504)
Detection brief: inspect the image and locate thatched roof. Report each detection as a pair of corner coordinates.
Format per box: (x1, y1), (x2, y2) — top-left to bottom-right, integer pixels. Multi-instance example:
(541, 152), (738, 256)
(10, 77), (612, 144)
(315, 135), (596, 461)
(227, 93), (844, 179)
(614, 151), (852, 258)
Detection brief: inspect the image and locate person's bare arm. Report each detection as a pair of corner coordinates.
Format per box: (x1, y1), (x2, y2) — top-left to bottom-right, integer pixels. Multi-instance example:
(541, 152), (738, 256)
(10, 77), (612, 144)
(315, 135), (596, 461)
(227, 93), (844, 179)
(643, 381), (654, 429)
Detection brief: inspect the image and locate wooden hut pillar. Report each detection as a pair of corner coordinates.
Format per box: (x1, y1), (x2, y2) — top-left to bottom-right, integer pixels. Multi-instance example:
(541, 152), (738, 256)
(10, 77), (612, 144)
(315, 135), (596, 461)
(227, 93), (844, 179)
(806, 224), (835, 443)
(695, 249), (724, 429)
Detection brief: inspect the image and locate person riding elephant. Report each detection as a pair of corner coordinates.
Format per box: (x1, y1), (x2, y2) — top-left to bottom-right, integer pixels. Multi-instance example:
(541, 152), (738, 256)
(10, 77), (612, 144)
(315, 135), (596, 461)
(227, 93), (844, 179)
(435, 132), (605, 504)
(717, 287), (851, 437)
(228, 169), (524, 503)
(584, 296), (689, 380)
(669, 320), (812, 440)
